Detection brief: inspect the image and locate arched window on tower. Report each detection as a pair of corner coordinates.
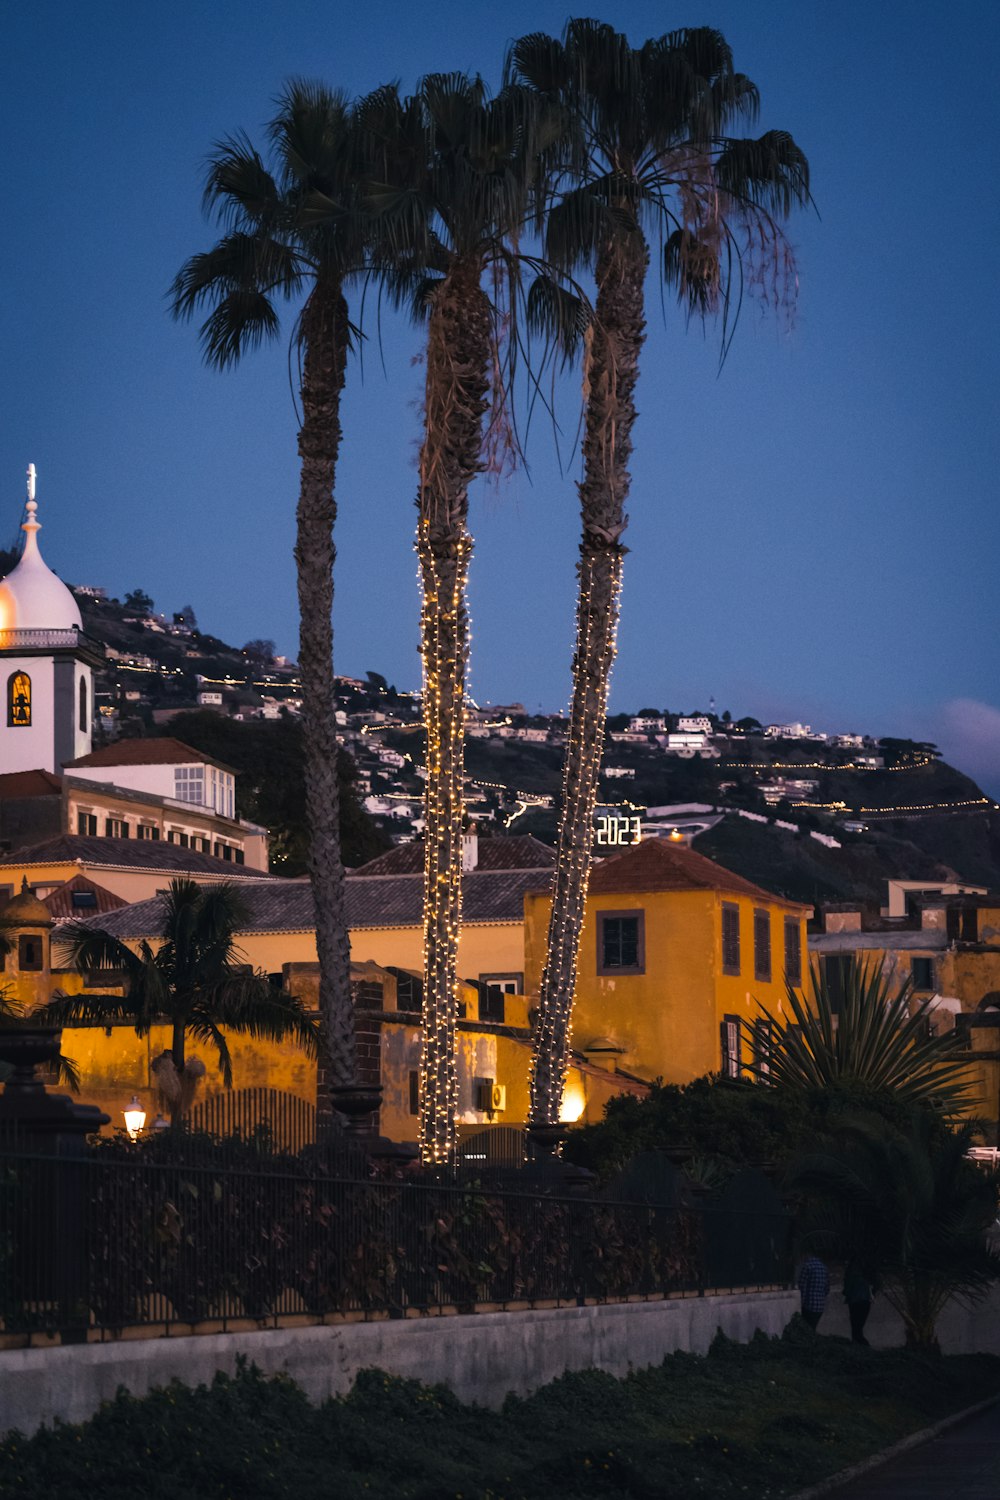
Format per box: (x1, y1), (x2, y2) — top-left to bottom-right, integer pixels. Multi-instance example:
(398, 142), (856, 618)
(7, 671), (31, 728)
(79, 676), (87, 733)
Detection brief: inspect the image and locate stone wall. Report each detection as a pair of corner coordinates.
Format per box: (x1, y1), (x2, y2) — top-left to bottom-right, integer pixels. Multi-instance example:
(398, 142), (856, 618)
(0, 1289), (797, 1437)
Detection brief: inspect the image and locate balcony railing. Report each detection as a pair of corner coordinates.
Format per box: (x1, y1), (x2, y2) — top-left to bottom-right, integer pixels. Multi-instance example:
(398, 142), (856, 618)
(0, 628), (103, 654)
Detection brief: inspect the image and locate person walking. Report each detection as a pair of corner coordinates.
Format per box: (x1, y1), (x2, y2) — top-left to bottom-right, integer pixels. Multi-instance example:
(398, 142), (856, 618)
(797, 1254), (830, 1331)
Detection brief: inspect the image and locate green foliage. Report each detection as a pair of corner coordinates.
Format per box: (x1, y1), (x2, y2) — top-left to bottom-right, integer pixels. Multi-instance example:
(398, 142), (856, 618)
(567, 1076), (815, 1179)
(749, 958), (975, 1115)
(789, 1114), (1000, 1349)
(122, 588), (153, 615)
(2, 1336), (999, 1498)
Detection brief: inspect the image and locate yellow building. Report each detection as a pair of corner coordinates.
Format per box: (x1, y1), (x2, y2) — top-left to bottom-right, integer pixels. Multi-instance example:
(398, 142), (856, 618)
(811, 889), (1000, 1137)
(524, 838), (810, 1087)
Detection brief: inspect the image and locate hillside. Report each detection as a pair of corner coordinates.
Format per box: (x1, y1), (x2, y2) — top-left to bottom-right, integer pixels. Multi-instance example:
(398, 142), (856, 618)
(54, 577), (1000, 897)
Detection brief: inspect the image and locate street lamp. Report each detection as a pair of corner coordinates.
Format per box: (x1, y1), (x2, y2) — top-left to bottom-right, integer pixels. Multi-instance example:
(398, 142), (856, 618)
(123, 1096), (146, 1140)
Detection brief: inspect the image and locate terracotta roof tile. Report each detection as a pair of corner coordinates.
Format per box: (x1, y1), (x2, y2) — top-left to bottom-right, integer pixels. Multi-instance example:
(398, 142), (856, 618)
(0, 835), (262, 878)
(0, 769), (63, 798)
(41, 873), (127, 919)
(585, 837), (808, 907)
(64, 737), (235, 773)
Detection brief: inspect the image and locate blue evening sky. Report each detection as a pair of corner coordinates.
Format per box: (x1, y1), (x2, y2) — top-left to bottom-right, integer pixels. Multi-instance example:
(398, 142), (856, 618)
(1, 3), (998, 788)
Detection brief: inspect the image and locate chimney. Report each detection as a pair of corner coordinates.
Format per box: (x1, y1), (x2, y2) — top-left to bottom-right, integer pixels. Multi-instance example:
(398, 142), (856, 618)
(462, 825), (479, 872)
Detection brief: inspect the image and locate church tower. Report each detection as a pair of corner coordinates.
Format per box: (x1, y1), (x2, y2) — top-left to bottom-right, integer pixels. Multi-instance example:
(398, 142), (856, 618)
(0, 465), (103, 775)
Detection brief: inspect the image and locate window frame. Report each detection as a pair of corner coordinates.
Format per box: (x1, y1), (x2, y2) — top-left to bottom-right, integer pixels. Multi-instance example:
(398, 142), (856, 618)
(911, 956), (935, 991)
(784, 916), (802, 989)
(18, 934), (44, 972)
(7, 670), (31, 728)
(479, 972), (523, 1024)
(720, 1013), (742, 1079)
(721, 902), (741, 976)
(753, 908), (772, 983)
(596, 909), (646, 977)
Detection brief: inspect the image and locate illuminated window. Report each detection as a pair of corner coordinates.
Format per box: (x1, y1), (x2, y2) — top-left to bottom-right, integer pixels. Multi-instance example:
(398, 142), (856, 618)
(7, 671), (31, 727)
(753, 909), (772, 982)
(721, 903), (741, 975)
(597, 911), (644, 975)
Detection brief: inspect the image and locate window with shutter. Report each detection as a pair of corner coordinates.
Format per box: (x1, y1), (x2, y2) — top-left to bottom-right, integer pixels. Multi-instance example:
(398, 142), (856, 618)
(722, 903), (741, 974)
(784, 917), (802, 988)
(754, 909), (772, 982)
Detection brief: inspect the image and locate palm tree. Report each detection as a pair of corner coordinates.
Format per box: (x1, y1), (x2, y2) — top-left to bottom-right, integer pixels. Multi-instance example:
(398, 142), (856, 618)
(47, 880), (319, 1123)
(361, 76), (562, 1162)
(508, 22), (810, 1134)
(747, 956), (976, 1116)
(788, 1113), (1000, 1349)
(171, 83), (365, 1111)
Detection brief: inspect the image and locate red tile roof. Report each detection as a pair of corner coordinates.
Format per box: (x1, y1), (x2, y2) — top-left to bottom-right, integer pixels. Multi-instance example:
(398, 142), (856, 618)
(41, 873), (127, 919)
(584, 837), (808, 907)
(0, 769), (63, 798)
(64, 737), (235, 773)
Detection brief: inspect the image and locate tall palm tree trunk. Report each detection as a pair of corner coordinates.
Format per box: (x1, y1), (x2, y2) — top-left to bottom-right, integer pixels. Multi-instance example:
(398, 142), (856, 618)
(294, 276), (356, 1100)
(417, 259), (492, 1164)
(530, 233), (648, 1130)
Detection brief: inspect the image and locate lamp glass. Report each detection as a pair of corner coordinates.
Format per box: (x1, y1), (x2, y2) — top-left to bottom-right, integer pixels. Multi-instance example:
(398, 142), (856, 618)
(123, 1096), (146, 1140)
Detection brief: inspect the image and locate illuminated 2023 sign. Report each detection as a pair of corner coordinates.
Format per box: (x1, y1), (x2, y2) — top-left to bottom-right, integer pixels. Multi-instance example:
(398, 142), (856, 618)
(594, 815), (642, 848)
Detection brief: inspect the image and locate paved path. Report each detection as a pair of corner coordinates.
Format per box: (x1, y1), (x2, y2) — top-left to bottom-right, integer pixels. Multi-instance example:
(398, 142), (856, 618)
(829, 1404), (1000, 1498)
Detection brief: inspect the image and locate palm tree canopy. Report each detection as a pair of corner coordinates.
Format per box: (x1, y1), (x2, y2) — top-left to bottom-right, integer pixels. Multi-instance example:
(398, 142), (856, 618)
(170, 81), (364, 368)
(508, 20), (810, 345)
(359, 73), (566, 319)
(747, 957), (976, 1115)
(48, 879), (319, 1088)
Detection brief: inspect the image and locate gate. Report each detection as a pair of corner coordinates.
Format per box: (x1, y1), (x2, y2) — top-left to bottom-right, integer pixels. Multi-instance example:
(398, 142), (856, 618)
(188, 1087), (316, 1153)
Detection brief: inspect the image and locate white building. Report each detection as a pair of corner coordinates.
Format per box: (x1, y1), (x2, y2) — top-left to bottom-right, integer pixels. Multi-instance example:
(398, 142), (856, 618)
(676, 716), (713, 735)
(764, 722), (812, 740)
(666, 731), (707, 752)
(629, 714), (665, 733)
(0, 466), (102, 776)
(603, 766), (635, 780)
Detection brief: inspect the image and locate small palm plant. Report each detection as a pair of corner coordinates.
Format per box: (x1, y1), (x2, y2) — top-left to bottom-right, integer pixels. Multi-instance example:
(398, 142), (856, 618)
(46, 880), (319, 1123)
(788, 1113), (1000, 1349)
(747, 957), (976, 1116)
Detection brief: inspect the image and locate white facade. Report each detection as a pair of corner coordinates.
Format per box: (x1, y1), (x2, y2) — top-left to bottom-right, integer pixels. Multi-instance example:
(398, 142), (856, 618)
(629, 714), (665, 733)
(69, 759), (236, 818)
(0, 473), (98, 775)
(676, 716), (713, 735)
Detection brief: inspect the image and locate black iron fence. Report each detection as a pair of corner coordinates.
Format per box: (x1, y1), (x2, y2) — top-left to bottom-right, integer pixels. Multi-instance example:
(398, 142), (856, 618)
(0, 1148), (792, 1341)
(188, 1088), (317, 1154)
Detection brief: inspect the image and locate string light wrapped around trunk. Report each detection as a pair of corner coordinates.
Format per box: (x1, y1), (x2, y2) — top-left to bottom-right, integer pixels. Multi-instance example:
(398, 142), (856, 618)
(530, 550), (624, 1127)
(417, 525), (472, 1164)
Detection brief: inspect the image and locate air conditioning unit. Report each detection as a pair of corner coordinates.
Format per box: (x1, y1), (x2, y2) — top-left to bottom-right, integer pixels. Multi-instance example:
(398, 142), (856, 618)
(477, 1081), (506, 1113)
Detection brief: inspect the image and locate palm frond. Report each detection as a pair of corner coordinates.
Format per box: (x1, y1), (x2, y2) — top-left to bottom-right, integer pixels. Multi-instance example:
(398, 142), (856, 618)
(525, 272), (591, 359)
(715, 130), (811, 215)
(746, 957), (976, 1114)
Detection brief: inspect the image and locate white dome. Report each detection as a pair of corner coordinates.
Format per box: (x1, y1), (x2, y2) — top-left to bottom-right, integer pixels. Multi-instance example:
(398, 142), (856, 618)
(0, 496), (81, 632)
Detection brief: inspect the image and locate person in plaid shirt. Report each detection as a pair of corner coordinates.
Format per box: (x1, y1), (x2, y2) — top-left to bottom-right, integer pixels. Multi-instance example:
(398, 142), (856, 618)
(797, 1255), (830, 1330)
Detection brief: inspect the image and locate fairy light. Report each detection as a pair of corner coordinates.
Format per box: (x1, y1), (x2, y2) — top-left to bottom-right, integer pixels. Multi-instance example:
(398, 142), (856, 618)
(416, 521), (472, 1165)
(529, 550), (624, 1131)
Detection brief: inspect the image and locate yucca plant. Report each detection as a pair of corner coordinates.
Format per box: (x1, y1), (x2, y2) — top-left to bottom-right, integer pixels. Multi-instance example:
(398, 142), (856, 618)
(788, 1113), (1000, 1349)
(747, 956), (975, 1116)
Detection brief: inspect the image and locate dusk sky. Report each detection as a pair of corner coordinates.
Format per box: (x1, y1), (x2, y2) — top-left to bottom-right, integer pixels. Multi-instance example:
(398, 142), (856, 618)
(1, 3), (997, 789)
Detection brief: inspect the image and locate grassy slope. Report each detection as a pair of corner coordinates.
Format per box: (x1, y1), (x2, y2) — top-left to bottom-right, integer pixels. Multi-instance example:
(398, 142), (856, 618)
(2, 1328), (997, 1500)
